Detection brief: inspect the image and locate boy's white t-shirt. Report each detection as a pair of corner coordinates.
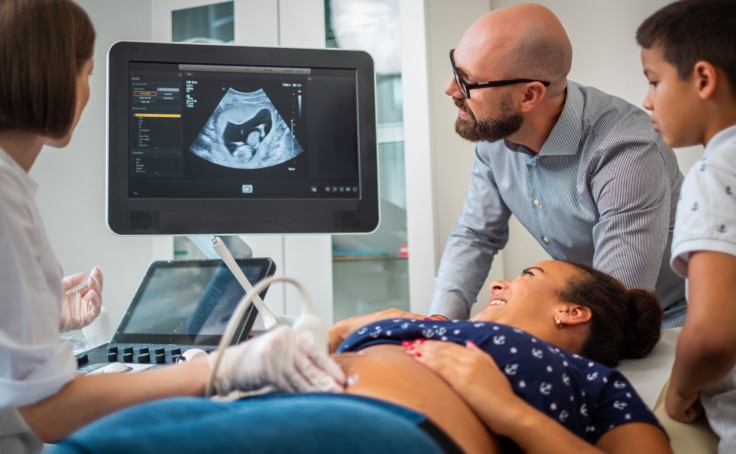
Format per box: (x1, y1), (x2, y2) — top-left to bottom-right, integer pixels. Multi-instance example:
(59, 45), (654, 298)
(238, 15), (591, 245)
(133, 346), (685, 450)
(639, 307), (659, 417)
(670, 125), (736, 453)
(671, 125), (736, 274)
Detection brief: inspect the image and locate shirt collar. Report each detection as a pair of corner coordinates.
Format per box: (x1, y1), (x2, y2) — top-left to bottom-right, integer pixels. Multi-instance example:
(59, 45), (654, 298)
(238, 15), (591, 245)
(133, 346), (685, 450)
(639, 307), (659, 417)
(704, 124), (736, 157)
(537, 81), (583, 157)
(0, 146), (38, 195)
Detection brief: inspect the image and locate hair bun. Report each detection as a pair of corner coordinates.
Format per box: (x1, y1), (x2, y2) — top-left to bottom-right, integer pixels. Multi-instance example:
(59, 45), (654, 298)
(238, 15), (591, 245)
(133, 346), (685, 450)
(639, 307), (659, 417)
(622, 288), (664, 359)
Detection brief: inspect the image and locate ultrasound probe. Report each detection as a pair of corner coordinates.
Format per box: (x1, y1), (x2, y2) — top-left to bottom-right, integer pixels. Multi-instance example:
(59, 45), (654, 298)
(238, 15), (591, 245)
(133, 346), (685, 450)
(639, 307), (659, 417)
(211, 236), (280, 329)
(206, 275), (329, 398)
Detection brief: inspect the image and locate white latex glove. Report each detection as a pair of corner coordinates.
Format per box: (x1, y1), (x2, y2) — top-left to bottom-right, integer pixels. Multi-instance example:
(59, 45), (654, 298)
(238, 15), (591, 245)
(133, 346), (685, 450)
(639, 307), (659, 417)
(211, 325), (346, 395)
(60, 266), (103, 332)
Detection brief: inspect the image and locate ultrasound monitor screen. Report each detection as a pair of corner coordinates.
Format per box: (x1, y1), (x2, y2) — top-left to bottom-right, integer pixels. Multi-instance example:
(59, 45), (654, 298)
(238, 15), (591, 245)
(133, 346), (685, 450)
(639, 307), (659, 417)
(107, 41), (379, 235)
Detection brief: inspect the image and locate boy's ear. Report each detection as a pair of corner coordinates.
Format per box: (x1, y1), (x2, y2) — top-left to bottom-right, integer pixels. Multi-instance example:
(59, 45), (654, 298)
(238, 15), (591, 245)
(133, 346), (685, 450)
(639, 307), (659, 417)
(694, 60), (718, 100)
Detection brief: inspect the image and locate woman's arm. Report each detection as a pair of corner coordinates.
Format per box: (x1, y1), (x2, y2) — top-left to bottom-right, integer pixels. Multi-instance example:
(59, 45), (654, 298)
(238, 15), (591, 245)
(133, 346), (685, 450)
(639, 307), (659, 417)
(328, 308), (426, 353)
(666, 251), (736, 422)
(19, 359), (210, 442)
(407, 340), (672, 454)
(21, 326), (345, 442)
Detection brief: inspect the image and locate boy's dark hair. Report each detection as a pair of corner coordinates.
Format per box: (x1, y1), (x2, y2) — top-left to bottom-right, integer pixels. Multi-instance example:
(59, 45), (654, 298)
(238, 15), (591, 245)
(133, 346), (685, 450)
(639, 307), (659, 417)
(636, 0), (736, 90)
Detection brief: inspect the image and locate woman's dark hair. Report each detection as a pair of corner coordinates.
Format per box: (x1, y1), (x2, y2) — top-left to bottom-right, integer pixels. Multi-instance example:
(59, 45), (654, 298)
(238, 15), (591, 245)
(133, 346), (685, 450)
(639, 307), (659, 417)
(0, 0), (96, 137)
(636, 0), (736, 91)
(559, 260), (663, 368)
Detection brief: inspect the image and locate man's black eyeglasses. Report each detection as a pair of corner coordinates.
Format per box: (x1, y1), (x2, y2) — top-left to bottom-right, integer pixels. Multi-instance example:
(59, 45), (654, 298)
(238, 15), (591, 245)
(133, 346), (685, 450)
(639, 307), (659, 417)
(450, 49), (550, 99)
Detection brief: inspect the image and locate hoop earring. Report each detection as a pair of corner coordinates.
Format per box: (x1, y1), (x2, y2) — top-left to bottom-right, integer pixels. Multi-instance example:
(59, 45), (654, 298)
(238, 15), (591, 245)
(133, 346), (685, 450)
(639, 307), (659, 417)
(555, 317), (563, 329)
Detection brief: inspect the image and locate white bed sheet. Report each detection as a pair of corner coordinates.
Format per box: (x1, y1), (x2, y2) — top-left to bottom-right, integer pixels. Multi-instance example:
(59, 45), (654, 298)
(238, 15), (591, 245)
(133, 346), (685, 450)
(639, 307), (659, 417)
(618, 327), (719, 454)
(618, 327), (679, 409)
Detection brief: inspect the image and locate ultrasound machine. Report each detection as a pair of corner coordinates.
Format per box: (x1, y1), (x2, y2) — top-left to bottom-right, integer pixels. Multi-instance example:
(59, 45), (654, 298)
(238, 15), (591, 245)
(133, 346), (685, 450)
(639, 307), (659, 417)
(76, 40), (379, 374)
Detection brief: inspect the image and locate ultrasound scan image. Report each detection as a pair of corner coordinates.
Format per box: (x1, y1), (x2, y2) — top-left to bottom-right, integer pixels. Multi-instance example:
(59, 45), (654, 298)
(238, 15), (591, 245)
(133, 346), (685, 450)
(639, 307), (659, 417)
(190, 88), (304, 169)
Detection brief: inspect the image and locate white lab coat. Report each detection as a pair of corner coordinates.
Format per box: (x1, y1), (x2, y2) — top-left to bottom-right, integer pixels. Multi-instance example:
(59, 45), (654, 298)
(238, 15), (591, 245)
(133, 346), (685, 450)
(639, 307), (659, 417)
(0, 148), (77, 453)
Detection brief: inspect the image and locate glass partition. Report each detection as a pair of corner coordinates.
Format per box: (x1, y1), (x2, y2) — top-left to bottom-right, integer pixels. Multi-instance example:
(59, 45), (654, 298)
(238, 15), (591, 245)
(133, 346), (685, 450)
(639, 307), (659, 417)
(326, 0), (410, 321)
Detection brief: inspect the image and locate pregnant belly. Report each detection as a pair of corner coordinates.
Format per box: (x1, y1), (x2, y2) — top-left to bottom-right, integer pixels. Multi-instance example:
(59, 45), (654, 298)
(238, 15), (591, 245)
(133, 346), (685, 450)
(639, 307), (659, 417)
(333, 344), (499, 454)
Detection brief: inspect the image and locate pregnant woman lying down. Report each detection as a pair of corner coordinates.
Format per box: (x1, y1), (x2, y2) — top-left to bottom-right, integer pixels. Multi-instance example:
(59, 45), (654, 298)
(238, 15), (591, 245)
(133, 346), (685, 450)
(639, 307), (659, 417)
(51, 260), (672, 454)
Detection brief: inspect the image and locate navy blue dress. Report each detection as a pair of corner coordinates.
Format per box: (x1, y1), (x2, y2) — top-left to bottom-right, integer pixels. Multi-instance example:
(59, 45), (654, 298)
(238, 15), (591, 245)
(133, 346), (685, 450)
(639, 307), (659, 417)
(338, 318), (663, 450)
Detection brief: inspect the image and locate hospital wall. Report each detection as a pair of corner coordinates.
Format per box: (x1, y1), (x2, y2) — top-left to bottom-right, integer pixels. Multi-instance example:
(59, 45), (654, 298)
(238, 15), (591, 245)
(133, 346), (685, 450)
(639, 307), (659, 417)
(28, 0), (699, 331)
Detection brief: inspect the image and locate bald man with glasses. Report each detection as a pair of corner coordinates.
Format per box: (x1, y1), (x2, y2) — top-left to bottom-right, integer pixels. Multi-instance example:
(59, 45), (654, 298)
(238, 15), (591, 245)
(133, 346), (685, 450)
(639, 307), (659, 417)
(430, 3), (687, 328)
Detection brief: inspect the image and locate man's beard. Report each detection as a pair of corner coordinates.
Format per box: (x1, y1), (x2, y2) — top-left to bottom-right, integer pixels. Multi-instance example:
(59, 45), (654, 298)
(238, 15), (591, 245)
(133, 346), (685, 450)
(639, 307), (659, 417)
(454, 94), (523, 142)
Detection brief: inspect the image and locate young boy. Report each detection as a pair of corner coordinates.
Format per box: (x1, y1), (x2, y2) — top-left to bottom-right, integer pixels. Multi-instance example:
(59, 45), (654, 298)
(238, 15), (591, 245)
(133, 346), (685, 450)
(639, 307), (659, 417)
(637, 1), (736, 452)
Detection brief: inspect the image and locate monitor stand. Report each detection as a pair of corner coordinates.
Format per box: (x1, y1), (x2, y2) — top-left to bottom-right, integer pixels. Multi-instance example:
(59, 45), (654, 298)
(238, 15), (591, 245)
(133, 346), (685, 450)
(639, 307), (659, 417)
(187, 235), (253, 259)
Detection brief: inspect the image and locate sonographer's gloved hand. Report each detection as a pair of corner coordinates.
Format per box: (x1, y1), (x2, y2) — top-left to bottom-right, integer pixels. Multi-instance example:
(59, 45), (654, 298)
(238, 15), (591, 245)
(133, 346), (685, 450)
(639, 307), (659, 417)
(211, 325), (346, 395)
(60, 266), (103, 332)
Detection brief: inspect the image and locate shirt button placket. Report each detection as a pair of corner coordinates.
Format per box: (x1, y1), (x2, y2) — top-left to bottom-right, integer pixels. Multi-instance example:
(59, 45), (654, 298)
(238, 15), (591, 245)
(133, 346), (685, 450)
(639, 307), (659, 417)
(532, 198), (550, 245)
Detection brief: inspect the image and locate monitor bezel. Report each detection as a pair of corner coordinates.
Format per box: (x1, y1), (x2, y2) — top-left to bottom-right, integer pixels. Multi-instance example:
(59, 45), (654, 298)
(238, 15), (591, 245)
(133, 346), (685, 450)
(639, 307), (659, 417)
(106, 40), (379, 235)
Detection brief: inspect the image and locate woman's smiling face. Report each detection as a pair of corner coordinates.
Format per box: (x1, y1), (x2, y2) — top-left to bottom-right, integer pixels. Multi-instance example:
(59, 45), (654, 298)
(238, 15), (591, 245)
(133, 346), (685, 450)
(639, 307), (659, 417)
(471, 260), (582, 330)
